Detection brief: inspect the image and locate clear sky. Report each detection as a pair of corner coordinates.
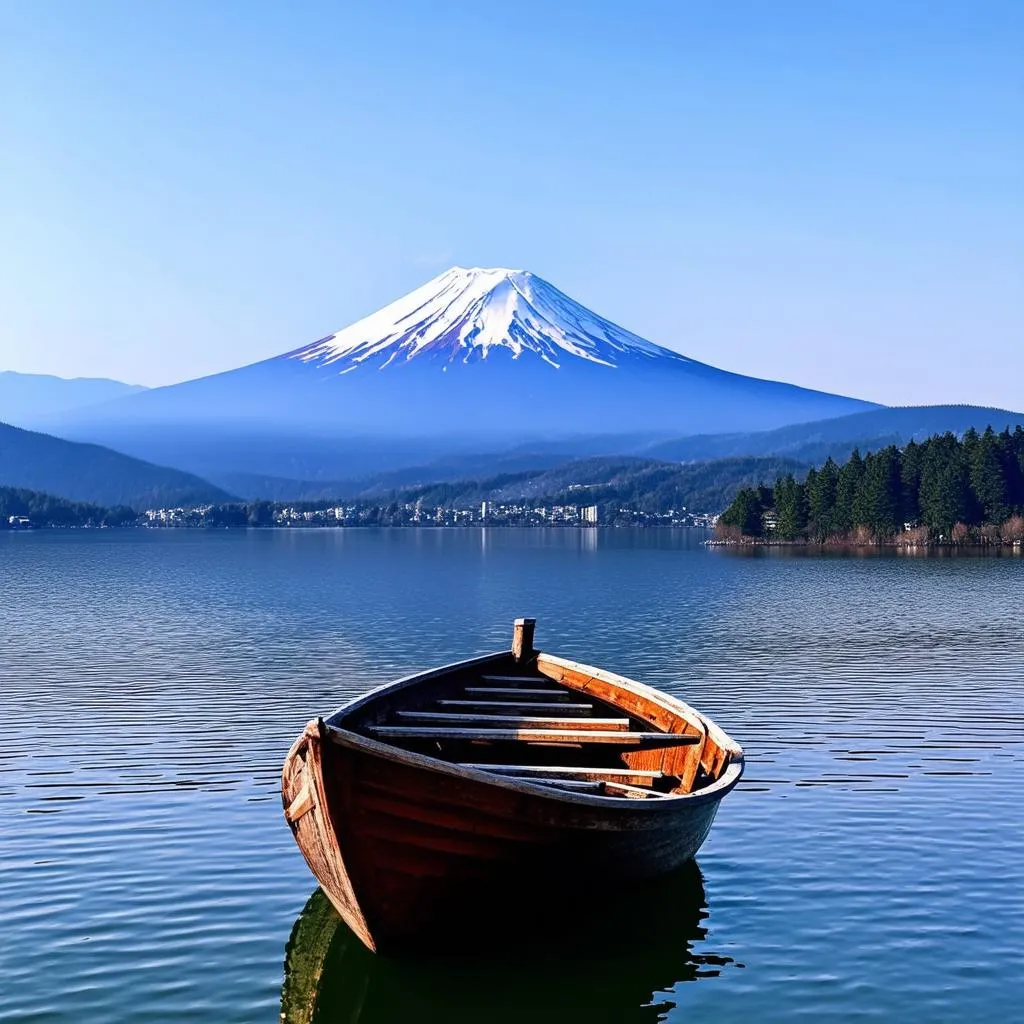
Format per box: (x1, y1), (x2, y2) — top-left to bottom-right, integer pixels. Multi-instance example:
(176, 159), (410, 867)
(1, 1), (1021, 408)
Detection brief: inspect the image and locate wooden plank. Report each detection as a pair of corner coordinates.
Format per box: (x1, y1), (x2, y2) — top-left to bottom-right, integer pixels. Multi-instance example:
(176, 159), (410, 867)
(536, 657), (709, 788)
(460, 764), (664, 780)
(394, 711), (629, 730)
(493, 775), (670, 800)
(367, 726), (700, 746)
(603, 781), (673, 800)
(480, 675), (550, 683)
(437, 700), (595, 712)
(284, 778), (315, 823)
(517, 778), (605, 792)
(464, 687), (570, 697)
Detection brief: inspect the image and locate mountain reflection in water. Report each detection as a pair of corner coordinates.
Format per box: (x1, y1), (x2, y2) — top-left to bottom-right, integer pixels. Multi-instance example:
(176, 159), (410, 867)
(280, 861), (736, 1024)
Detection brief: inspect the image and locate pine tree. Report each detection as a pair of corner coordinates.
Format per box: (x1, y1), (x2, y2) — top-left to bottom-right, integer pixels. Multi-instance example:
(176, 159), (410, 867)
(833, 449), (864, 534)
(719, 487), (764, 537)
(970, 426), (1009, 524)
(919, 434), (970, 535)
(856, 446), (901, 538)
(998, 427), (1024, 516)
(899, 440), (923, 525)
(774, 474), (807, 540)
(807, 457), (838, 540)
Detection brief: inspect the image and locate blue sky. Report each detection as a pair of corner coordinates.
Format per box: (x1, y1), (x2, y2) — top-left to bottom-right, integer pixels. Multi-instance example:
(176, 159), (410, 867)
(1, 1), (1021, 408)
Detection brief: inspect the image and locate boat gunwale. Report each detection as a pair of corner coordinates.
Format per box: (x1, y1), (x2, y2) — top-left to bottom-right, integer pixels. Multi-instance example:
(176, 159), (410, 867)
(537, 652), (744, 758)
(317, 650), (744, 810)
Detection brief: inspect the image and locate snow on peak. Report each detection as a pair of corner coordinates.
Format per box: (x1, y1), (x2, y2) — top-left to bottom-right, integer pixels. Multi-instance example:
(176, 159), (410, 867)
(289, 266), (689, 372)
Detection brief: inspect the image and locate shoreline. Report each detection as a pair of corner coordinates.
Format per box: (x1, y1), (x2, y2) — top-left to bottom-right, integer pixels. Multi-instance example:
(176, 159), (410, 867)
(707, 537), (1024, 552)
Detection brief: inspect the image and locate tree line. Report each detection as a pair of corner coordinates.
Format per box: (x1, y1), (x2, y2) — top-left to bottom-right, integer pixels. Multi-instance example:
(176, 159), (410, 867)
(717, 427), (1024, 544)
(0, 486), (137, 528)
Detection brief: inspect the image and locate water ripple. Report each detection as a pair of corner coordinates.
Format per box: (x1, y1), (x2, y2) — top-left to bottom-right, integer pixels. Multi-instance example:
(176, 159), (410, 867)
(1, 530), (1022, 1022)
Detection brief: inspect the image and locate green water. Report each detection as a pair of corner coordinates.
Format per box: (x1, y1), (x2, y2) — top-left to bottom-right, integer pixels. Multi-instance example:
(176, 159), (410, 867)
(1, 529), (1021, 1021)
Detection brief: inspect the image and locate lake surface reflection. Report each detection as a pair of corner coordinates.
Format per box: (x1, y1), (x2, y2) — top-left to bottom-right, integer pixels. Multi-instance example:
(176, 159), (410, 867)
(1, 529), (1022, 1021)
(282, 863), (732, 1024)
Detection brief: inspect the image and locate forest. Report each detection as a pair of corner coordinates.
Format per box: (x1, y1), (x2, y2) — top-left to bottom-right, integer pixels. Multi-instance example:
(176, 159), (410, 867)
(393, 455), (811, 514)
(0, 486), (137, 528)
(716, 427), (1024, 545)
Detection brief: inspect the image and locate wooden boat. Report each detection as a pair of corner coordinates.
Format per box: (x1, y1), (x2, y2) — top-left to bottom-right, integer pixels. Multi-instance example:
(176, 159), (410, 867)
(281, 618), (743, 954)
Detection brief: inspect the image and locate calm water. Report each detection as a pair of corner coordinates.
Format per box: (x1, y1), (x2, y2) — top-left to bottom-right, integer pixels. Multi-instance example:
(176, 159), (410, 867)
(1, 529), (1022, 1022)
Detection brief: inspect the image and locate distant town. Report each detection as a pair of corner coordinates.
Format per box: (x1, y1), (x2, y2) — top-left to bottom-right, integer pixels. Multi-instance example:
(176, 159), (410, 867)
(0, 481), (718, 531)
(138, 501), (719, 530)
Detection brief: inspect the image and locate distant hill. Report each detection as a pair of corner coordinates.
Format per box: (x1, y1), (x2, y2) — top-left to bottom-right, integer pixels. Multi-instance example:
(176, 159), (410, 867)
(373, 455), (813, 514)
(204, 455), (811, 513)
(642, 405), (1024, 464)
(0, 371), (146, 427)
(207, 451), (577, 501)
(0, 485), (135, 528)
(0, 421), (232, 509)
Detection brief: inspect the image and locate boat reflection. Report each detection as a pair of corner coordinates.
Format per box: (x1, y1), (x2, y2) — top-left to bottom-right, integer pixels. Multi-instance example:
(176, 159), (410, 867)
(281, 860), (735, 1024)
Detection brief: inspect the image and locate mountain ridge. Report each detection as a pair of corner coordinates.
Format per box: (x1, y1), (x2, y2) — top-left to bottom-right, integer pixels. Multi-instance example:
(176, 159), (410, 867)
(0, 421), (232, 509)
(0, 370), (147, 428)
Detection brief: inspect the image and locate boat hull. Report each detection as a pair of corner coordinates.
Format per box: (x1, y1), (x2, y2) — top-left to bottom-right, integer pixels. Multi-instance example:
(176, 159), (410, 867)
(283, 720), (733, 954)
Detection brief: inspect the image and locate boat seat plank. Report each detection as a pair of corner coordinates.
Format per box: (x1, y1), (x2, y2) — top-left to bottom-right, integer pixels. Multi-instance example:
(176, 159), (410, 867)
(603, 781), (674, 799)
(517, 778), (606, 792)
(480, 675), (552, 683)
(460, 764), (664, 779)
(367, 726), (700, 747)
(464, 687), (570, 697)
(493, 775), (672, 800)
(394, 711), (630, 730)
(436, 700), (595, 712)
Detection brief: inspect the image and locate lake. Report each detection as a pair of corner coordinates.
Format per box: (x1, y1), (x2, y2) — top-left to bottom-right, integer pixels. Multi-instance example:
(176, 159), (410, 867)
(1, 529), (1022, 1022)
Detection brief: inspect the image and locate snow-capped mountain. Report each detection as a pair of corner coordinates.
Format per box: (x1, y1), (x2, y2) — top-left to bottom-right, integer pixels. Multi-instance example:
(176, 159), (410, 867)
(291, 266), (684, 371)
(50, 266), (879, 477)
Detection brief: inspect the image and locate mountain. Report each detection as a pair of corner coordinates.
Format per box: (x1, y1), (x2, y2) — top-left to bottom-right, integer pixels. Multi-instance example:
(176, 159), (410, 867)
(50, 267), (877, 475)
(207, 450), (577, 502)
(0, 371), (147, 427)
(641, 404), (1024, 464)
(377, 455), (813, 514)
(0, 421), (232, 509)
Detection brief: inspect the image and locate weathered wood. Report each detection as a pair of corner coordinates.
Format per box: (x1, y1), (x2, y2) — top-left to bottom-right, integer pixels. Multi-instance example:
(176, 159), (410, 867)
(283, 622), (744, 955)
(394, 711), (630, 730)
(461, 763), (664, 780)
(516, 778), (606, 792)
(437, 699), (595, 712)
(367, 726), (700, 746)
(480, 674), (549, 683)
(603, 781), (673, 800)
(536, 655), (713, 787)
(511, 618), (536, 662)
(464, 687), (570, 697)
(284, 778), (315, 823)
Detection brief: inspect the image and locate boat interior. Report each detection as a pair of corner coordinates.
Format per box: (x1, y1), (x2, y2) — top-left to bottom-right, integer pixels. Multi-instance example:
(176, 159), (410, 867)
(331, 637), (736, 801)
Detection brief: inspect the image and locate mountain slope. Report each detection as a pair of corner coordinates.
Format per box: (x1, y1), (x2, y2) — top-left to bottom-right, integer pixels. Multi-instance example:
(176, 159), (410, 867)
(0, 371), (146, 428)
(292, 266), (685, 370)
(372, 455), (813, 513)
(642, 404), (1024, 464)
(52, 267), (878, 467)
(0, 421), (232, 509)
